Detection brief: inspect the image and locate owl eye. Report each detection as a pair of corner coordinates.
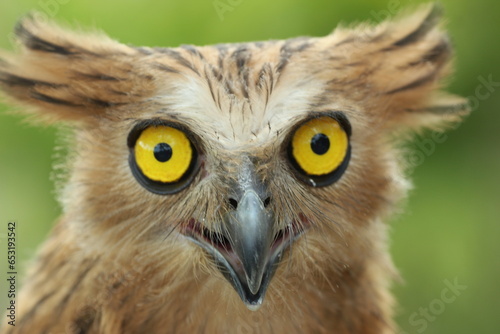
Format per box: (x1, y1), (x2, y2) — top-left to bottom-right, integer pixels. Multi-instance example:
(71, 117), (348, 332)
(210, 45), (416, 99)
(288, 114), (351, 187)
(128, 123), (199, 194)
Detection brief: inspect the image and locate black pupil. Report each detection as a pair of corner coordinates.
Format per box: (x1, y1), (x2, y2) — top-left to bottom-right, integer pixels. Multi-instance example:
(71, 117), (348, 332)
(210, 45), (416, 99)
(310, 133), (330, 155)
(154, 143), (172, 162)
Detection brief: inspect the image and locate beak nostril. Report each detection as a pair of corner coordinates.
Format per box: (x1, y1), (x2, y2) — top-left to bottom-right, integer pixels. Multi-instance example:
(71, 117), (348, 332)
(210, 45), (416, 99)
(263, 197), (271, 208)
(228, 198), (238, 210)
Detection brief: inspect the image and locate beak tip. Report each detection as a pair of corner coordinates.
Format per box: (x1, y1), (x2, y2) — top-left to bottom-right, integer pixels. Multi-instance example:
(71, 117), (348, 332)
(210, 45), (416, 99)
(245, 299), (263, 311)
(247, 280), (261, 295)
(245, 266), (266, 295)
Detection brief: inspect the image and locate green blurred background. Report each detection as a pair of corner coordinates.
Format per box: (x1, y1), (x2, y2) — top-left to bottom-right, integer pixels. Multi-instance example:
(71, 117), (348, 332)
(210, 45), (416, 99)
(0, 0), (498, 332)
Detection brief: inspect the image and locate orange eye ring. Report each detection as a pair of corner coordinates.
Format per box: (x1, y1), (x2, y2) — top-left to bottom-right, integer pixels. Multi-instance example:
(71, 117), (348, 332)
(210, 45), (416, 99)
(288, 113), (351, 187)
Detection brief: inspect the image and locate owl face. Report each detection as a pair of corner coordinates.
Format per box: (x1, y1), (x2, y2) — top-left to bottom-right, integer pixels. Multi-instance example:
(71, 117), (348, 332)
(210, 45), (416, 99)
(0, 5), (468, 312)
(124, 108), (352, 307)
(63, 40), (389, 308)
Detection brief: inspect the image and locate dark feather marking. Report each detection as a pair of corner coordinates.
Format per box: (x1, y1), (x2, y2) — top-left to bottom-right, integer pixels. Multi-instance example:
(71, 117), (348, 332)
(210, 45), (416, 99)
(216, 88), (222, 110)
(31, 92), (81, 106)
(231, 45), (251, 98)
(155, 48), (200, 76)
(256, 64), (267, 89)
(152, 63), (181, 74)
(328, 55), (346, 61)
(294, 40), (312, 52)
(385, 71), (437, 94)
(211, 66), (223, 82)
(309, 91), (332, 109)
(276, 38), (312, 74)
(232, 45), (250, 72)
(181, 44), (205, 60)
(267, 64), (274, 95)
(72, 305), (98, 334)
(215, 44), (228, 70)
(367, 30), (388, 44)
(326, 64), (377, 91)
(327, 77), (356, 88)
(17, 291), (56, 328)
(162, 220), (185, 243)
(56, 259), (97, 315)
(0, 73), (65, 88)
(241, 73), (250, 99)
(334, 36), (358, 48)
(75, 72), (124, 81)
(229, 103), (236, 139)
(133, 47), (153, 55)
(407, 38), (451, 67)
(86, 97), (126, 108)
(392, 4), (443, 47)
(15, 21), (75, 55)
(256, 63), (274, 106)
(223, 78), (235, 96)
(214, 43), (229, 52)
(137, 73), (155, 81)
(204, 67), (217, 107)
(406, 102), (469, 114)
(276, 45), (291, 74)
(14, 20), (121, 57)
(344, 61), (364, 67)
(254, 41), (265, 48)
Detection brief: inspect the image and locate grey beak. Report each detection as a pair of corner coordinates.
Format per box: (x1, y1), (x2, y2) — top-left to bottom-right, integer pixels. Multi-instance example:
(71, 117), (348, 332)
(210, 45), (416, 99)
(224, 190), (274, 295)
(183, 159), (304, 310)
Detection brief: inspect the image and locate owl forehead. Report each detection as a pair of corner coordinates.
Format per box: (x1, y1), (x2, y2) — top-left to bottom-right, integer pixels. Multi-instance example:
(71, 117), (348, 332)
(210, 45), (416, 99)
(149, 38), (330, 149)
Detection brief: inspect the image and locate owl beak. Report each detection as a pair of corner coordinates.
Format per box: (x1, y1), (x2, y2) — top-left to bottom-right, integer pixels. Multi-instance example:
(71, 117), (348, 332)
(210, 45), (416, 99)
(222, 189), (276, 308)
(183, 187), (306, 310)
(182, 164), (305, 310)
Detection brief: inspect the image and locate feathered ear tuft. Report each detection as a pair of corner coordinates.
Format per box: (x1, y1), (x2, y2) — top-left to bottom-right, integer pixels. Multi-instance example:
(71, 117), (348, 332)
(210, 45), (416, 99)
(324, 3), (469, 131)
(0, 15), (157, 124)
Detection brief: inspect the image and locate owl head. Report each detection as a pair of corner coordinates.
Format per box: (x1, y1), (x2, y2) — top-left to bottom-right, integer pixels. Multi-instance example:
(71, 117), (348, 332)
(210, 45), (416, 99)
(0, 4), (468, 311)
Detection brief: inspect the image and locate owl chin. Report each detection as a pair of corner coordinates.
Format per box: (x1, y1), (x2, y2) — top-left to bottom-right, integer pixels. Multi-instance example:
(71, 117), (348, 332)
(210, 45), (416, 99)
(182, 216), (308, 310)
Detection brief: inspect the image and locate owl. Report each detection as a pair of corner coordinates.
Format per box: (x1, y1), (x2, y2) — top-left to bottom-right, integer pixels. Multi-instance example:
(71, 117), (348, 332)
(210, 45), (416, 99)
(0, 4), (468, 334)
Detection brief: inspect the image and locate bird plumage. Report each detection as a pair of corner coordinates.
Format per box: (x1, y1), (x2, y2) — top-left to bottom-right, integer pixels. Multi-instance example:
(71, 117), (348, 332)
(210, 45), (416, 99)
(0, 4), (468, 333)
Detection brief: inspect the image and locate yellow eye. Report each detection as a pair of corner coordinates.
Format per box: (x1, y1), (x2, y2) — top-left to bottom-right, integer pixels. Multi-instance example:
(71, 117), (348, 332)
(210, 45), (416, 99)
(290, 116), (350, 183)
(134, 125), (193, 183)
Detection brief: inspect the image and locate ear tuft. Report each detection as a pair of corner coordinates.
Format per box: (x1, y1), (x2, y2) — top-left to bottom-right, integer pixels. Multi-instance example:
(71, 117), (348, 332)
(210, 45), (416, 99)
(0, 15), (157, 124)
(390, 3), (443, 48)
(324, 3), (469, 130)
(15, 18), (77, 56)
(13, 14), (134, 56)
